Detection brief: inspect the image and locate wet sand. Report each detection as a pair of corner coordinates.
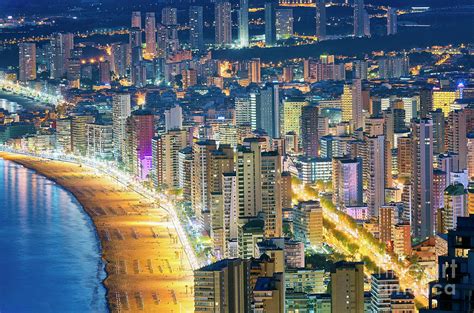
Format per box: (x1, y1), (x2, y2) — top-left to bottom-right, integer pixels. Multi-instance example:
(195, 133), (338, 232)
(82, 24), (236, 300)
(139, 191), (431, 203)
(0, 152), (194, 313)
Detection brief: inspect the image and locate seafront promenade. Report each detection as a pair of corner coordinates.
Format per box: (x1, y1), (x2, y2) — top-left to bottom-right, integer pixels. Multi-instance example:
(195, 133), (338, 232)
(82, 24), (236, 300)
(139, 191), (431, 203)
(0, 152), (194, 313)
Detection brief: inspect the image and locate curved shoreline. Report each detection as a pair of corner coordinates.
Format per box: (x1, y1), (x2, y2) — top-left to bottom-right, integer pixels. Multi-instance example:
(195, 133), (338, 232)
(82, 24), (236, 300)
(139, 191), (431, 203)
(16, 161), (111, 313)
(0, 152), (194, 313)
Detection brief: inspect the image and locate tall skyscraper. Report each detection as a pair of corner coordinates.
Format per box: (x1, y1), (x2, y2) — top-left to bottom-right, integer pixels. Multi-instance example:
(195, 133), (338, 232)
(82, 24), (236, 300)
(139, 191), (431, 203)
(257, 84), (280, 138)
(152, 129), (188, 189)
(161, 7), (177, 26)
(411, 119), (434, 239)
(215, 1), (232, 46)
(189, 6), (204, 51)
(248, 58), (261, 83)
(50, 33), (74, 79)
(129, 27), (142, 49)
(124, 110), (154, 180)
(112, 93), (132, 161)
(447, 109), (467, 170)
(275, 9), (293, 39)
(131, 11), (141, 29)
(315, 0), (327, 41)
(420, 88), (433, 119)
(342, 79), (363, 130)
(431, 109), (446, 154)
(145, 12), (156, 57)
(239, 0), (249, 47)
(387, 7), (398, 35)
(301, 105), (319, 158)
(261, 151), (282, 238)
(353, 0), (365, 37)
(282, 97), (307, 139)
(71, 115), (95, 156)
(265, 2), (277, 47)
(332, 157), (363, 209)
(192, 140), (217, 226)
(111, 43), (130, 77)
(364, 135), (386, 217)
(331, 262), (365, 313)
(236, 139), (262, 218)
(18, 42), (36, 82)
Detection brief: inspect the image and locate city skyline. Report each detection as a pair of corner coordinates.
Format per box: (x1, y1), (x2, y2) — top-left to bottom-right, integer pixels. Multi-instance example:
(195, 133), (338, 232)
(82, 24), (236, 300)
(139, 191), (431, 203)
(0, 0), (473, 312)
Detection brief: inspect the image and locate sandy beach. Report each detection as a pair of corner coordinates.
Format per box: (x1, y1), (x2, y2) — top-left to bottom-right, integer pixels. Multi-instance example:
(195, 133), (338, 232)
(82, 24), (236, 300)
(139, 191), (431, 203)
(0, 152), (194, 313)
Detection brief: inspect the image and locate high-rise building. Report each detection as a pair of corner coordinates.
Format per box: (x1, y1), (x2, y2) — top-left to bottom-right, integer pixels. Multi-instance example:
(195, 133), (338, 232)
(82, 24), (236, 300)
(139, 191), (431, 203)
(282, 97), (307, 138)
(194, 259), (251, 313)
(370, 271), (400, 312)
(164, 104), (183, 132)
(18, 43), (36, 82)
(131, 11), (142, 29)
(341, 79), (363, 130)
(332, 157), (363, 209)
(257, 84), (280, 138)
(420, 88), (433, 118)
(55, 118), (72, 153)
(86, 122), (114, 160)
(303, 55), (345, 82)
(293, 200), (323, 248)
(239, 0), (249, 47)
(387, 7), (397, 35)
(161, 7), (177, 26)
(431, 109), (446, 154)
(353, 60), (368, 80)
(364, 135), (386, 216)
(433, 89), (460, 117)
(443, 183), (467, 232)
(215, 1), (232, 46)
(112, 93), (131, 160)
(129, 27), (143, 49)
(353, 0), (366, 37)
(378, 55), (409, 79)
(265, 2), (277, 47)
(392, 223), (411, 257)
(331, 262), (365, 313)
(301, 105), (319, 158)
(71, 115), (95, 156)
(397, 136), (412, 178)
(97, 61), (110, 85)
(378, 205), (396, 246)
(152, 129), (188, 189)
(411, 119), (434, 239)
(248, 58), (261, 83)
(145, 12), (157, 57)
(275, 9), (293, 39)
(235, 93), (258, 129)
(191, 140), (216, 227)
(446, 109), (467, 170)
(315, 0), (327, 41)
(124, 110), (154, 180)
(238, 216), (265, 258)
(50, 33), (74, 79)
(189, 6), (204, 51)
(236, 139), (263, 219)
(261, 151), (282, 238)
